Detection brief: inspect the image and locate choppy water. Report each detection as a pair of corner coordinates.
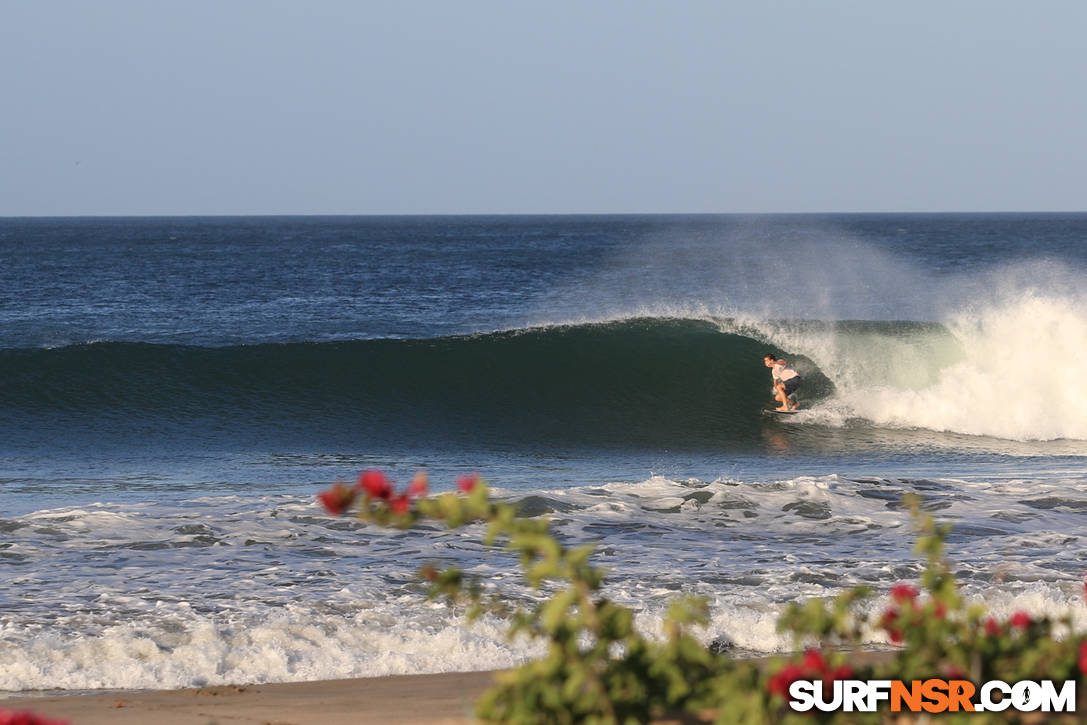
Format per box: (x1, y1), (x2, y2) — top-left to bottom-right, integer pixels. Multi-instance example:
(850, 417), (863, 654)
(1, 214), (1085, 691)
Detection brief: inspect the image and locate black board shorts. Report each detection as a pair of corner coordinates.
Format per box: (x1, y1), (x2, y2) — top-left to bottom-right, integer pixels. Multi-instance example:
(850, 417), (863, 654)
(782, 376), (801, 397)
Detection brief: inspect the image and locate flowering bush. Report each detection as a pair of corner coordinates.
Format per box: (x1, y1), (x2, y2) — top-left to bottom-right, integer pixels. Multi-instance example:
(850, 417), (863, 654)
(319, 476), (1086, 724)
(774, 496), (1085, 696)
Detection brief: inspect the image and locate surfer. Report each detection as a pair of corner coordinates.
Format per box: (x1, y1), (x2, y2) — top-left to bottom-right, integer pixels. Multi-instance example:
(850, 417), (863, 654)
(764, 353), (801, 411)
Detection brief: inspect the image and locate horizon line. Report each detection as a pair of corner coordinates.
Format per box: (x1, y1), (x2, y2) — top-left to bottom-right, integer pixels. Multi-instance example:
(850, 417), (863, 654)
(3, 209), (1087, 220)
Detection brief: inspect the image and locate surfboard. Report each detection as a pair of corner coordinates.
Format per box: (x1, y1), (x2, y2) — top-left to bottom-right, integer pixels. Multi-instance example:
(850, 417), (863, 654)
(763, 408), (800, 416)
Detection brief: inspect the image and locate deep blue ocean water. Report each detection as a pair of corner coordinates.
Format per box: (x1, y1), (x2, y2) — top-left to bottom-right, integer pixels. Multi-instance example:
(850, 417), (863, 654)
(1, 214), (1085, 691)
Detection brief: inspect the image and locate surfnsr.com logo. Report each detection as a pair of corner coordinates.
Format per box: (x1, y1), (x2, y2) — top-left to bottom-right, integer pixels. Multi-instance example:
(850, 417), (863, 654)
(788, 679), (1076, 713)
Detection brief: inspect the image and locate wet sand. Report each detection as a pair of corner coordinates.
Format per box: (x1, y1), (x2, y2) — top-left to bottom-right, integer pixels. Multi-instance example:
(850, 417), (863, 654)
(0, 651), (906, 725)
(1, 670), (498, 725)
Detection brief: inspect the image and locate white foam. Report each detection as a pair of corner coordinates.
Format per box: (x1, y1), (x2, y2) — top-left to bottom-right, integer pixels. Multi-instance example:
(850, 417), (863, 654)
(838, 297), (1086, 440)
(7, 582), (1080, 692)
(5, 475), (1085, 692)
(0, 604), (541, 692)
(737, 270), (1087, 442)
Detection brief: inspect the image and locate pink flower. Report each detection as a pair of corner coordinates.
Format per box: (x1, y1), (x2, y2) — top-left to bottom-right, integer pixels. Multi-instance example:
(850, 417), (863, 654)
(767, 663), (806, 697)
(0, 710), (71, 725)
(890, 583), (919, 604)
(984, 617), (1001, 636)
(317, 482), (356, 515)
(457, 474), (480, 493)
(358, 470), (392, 500)
(408, 471), (428, 497)
(880, 608), (904, 643)
(768, 655), (849, 702)
(802, 649), (826, 674)
(389, 494), (410, 515)
(1079, 639), (1087, 675)
(1009, 611), (1032, 630)
(944, 665), (967, 679)
(825, 665), (853, 682)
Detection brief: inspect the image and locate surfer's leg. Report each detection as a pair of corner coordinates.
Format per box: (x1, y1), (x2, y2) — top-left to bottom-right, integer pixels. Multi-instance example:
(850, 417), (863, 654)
(773, 383), (789, 410)
(784, 379), (800, 410)
(782, 380), (800, 408)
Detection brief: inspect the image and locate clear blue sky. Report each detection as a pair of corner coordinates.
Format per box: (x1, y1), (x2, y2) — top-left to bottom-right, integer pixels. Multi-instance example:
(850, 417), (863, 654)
(2, 1), (1084, 215)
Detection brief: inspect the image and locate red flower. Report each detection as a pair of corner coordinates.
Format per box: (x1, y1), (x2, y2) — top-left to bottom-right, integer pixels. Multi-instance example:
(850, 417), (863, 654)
(1009, 611), (1032, 630)
(890, 583), (919, 604)
(932, 601), (947, 620)
(944, 665), (967, 679)
(0, 710), (71, 725)
(984, 617), (1001, 636)
(802, 649), (826, 674)
(317, 482), (356, 515)
(358, 470), (392, 500)
(825, 665), (853, 682)
(880, 608), (903, 643)
(767, 663), (806, 697)
(389, 494), (410, 515)
(1079, 639), (1087, 675)
(408, 472), (428, 497)
(457, 474), (480, 493)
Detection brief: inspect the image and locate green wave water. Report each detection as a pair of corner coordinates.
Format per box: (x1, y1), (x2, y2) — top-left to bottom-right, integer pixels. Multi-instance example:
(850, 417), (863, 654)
(1, 319), (839, 449)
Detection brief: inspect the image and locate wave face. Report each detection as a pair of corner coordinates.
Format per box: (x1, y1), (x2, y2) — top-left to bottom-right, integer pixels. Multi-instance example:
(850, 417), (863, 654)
(0, 319), (834, 450)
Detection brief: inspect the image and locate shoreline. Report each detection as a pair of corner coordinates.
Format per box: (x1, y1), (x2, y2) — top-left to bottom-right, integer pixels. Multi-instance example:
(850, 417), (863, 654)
(1, 652), (898, 725)
(1, 670), (500, 725)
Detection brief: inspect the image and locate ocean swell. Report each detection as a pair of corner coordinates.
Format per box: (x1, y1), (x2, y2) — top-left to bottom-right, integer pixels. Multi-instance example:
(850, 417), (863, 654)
(3, 296), (1085, 448)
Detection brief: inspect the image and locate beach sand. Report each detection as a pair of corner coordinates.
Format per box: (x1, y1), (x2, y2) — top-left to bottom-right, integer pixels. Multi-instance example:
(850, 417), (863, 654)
(1, 652), (905, 725)
(0, 670), (498, 725)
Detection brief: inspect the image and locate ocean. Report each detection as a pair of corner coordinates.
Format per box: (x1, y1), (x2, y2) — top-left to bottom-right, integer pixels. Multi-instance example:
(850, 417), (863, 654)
(1, 214), (1085, 692)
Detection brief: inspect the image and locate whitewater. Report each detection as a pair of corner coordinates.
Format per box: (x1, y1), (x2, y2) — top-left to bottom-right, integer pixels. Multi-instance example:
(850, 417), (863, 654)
(720, 262), (1085, 442)
(3, 473), (1085, 692)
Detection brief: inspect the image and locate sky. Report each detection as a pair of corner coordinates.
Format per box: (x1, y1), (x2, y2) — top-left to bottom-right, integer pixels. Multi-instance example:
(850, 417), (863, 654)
(2, 1), (1085, 216)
